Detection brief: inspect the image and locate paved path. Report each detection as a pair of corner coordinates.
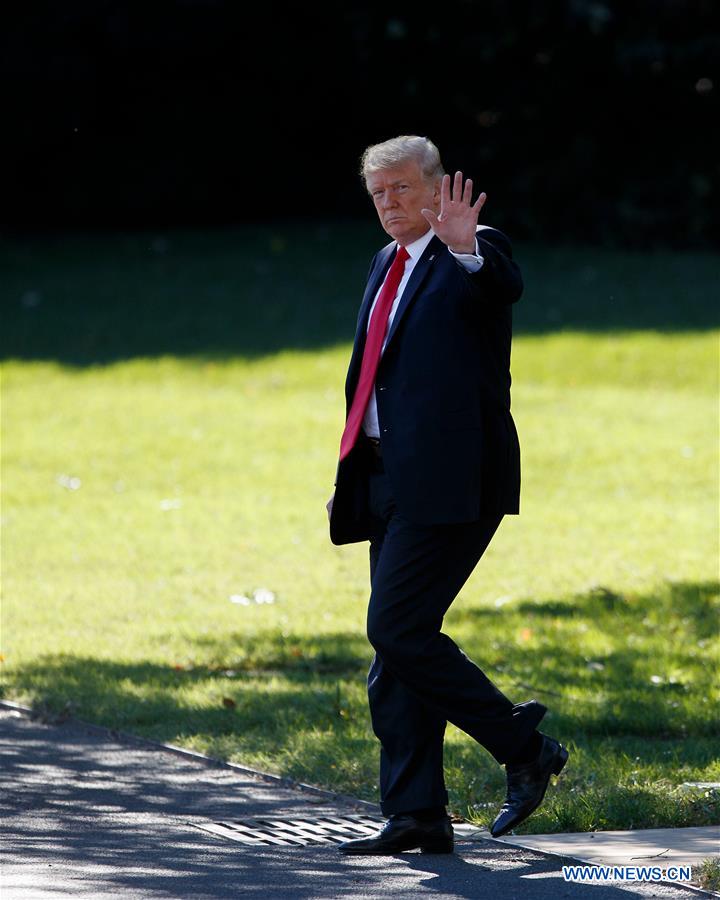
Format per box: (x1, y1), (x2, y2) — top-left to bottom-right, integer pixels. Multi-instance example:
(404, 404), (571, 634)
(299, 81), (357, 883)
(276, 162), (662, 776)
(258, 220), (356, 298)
(0, 708), (710, 899)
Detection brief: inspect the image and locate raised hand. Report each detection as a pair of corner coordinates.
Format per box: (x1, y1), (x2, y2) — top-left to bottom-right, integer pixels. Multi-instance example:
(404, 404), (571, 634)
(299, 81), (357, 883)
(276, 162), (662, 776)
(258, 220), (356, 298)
(421, 171), (486, 254)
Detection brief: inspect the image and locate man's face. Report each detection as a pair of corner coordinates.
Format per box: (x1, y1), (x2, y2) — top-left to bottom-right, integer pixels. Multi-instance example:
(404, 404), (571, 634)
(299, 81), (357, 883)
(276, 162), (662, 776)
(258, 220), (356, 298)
(366, 161), (441, 246)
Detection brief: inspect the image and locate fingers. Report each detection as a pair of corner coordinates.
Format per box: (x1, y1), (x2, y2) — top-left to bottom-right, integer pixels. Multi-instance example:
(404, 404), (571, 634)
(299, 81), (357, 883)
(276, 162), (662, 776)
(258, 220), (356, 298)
(453, 170), (463, 203)
(472, 190), (487, 212)
(440, 173), (451, 211)
(448, 171), (482, 207)
(434, 172), (486, 232)
(462, 177), (473, 205)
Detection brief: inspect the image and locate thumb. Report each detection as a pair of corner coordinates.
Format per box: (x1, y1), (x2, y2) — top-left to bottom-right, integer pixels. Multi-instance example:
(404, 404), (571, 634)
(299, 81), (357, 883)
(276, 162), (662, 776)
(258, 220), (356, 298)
(421, 208), (440, 226)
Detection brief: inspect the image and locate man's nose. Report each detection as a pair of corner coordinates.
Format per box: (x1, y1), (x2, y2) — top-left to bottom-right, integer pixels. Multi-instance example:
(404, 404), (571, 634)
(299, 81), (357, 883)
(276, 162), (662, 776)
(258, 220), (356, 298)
(380, 191), (397, 209)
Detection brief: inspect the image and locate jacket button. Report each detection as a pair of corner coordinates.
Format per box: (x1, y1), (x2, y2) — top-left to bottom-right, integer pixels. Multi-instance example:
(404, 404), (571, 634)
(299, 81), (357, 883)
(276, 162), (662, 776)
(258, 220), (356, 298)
(378, 386), (387, 391)
(382, 427), (389, 433)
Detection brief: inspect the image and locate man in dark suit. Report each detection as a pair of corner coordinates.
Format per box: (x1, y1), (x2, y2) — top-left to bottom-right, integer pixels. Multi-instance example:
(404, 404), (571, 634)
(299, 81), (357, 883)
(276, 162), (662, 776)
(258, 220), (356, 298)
(327, 136), (568, 854)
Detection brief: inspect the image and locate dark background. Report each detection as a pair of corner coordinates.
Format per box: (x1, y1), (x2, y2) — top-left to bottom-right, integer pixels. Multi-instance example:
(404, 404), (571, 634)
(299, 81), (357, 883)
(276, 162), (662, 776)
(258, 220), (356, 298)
(3, 0), (719, 247)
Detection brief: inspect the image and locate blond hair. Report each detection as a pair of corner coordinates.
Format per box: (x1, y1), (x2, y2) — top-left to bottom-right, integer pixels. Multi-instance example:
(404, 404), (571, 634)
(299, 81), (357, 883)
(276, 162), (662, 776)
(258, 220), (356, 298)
(360, 135), (445, 186)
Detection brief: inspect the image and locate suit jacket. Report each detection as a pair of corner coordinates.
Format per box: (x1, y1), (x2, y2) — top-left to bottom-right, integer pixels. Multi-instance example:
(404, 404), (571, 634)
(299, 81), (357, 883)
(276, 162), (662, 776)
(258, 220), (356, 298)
(329, 225), (523, 546)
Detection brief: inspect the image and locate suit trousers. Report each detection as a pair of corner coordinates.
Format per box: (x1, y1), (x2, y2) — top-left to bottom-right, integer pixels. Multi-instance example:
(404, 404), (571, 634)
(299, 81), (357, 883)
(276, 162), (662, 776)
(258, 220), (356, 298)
(363, 443), (545, 816)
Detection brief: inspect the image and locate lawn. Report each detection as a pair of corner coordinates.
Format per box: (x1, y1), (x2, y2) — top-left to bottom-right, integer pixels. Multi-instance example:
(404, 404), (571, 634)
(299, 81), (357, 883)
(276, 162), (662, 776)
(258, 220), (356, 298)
(1, 224), (718, 832)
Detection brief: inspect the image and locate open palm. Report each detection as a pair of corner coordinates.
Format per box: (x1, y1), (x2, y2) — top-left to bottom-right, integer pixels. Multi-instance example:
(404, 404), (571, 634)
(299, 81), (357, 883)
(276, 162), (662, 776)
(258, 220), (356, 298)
(422, 171), (486, 254)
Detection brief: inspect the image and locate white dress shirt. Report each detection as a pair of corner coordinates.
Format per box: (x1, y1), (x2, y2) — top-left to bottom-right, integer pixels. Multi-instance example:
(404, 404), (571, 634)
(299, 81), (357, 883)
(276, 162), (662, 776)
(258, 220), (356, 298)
(361, 228), (484, 438)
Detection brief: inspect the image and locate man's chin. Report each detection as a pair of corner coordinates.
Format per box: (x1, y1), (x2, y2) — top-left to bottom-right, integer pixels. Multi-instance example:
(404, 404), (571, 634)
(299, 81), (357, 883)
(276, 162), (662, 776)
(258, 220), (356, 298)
(384, 221), (409, 242)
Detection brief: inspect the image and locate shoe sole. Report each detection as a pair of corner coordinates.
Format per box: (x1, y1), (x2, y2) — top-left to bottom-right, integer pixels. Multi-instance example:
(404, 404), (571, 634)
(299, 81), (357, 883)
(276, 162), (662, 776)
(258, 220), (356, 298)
(491, 745), (569, 838)
(552, 746), (569, 776)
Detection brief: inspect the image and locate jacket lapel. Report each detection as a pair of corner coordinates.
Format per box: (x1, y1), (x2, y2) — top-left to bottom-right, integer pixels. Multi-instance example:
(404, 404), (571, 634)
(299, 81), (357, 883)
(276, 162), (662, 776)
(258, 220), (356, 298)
(344, 235), (442, 406)
(382, 235), (442, 351)
(356, 243), (395, 336)
(344, 243), (395, 401)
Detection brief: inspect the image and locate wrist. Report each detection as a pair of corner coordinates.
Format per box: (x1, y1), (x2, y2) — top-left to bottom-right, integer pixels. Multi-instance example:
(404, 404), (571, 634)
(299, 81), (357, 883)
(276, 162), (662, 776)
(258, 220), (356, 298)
(449, 243), (476, 255)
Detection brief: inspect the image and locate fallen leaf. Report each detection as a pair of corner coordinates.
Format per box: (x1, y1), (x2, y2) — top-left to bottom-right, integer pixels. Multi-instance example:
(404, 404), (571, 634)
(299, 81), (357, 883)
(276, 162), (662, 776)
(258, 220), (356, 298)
(222, 697), (237, 709)
(57, 474), (82, 491)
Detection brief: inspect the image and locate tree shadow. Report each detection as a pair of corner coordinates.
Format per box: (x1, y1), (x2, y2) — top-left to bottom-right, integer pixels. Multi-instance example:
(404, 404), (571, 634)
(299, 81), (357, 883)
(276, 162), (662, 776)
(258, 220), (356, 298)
(3, 705), (653, 900)
(5, 580), (718, 752)
(444, 579), (719, 739)
(2, 224), (718, 366)
(4, 579), (718, 840)
(454, 579), (719, 637)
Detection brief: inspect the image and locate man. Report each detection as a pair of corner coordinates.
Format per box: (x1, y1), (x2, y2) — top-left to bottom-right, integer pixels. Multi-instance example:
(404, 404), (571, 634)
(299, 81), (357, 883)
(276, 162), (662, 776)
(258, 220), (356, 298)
(327, 135), (567, 855)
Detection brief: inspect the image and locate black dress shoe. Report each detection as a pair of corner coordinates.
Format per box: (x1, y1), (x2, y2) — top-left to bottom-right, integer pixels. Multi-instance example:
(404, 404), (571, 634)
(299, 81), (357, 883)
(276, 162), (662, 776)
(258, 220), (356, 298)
(490, 734), (569, 837)
(338, 814), (454, 855)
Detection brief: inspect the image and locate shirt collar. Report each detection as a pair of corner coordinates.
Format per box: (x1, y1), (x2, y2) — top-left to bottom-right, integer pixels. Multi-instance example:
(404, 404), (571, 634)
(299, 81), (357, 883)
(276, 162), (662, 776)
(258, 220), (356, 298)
(399, 227), (435, 263)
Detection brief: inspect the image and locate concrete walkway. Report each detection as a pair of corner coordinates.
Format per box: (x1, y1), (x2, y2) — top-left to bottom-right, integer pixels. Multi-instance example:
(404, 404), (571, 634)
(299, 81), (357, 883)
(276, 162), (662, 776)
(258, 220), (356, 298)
(0, 707), (712, 899)
(497, 827), (718, 870)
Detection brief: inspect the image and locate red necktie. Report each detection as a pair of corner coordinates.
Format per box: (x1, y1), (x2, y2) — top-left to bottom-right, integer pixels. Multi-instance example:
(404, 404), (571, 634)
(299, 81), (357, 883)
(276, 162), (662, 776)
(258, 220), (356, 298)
(339, 246), (410, 461)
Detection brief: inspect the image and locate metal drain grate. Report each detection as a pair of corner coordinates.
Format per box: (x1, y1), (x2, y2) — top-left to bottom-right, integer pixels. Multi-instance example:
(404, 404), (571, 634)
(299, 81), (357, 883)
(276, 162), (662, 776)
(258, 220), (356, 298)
(191, 814), (386, 846)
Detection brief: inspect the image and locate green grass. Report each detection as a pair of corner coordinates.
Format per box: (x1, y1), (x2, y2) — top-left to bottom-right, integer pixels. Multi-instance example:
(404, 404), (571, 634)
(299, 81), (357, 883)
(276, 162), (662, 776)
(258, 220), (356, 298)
(1, 225), (718, 833)
(697, 856), (720, 892)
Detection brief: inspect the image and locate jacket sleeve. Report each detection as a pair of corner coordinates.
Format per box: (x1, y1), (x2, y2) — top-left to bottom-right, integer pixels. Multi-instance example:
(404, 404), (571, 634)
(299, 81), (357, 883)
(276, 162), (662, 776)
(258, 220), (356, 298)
(459, 226), (523, 304)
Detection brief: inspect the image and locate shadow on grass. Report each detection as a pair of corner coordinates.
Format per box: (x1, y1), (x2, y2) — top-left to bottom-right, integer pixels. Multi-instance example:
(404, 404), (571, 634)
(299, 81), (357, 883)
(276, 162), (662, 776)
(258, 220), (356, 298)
(453, 579), (720, 639)
(5, 581), (718, 747)
(2, 225), (718, 366)
(4, 580), (719, 832)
